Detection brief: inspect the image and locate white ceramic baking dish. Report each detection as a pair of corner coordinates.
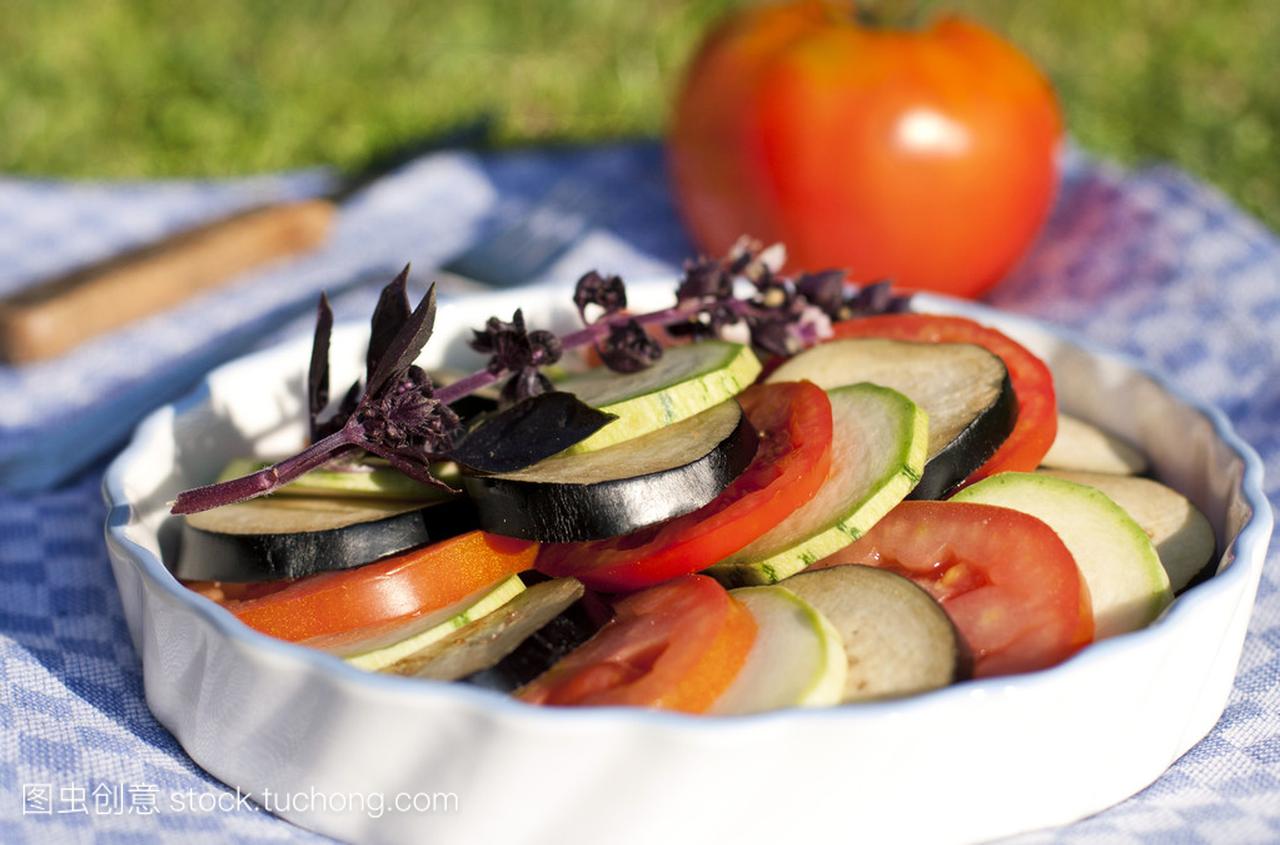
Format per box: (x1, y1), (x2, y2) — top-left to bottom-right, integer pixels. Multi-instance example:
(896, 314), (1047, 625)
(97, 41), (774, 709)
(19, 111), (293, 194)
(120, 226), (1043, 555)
(104, 281), (1271, 845)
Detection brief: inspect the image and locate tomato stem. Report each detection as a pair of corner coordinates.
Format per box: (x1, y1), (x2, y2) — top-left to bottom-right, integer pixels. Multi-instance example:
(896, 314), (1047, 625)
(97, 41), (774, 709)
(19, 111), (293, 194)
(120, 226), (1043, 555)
(853, 0), (922, 29)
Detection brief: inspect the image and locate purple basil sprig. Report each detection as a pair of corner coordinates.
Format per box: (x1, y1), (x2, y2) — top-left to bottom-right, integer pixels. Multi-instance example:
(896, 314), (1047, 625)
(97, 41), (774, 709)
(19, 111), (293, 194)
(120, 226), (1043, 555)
(570, 270), (665, 374)
(797, 271), (910, 321)
(469, 309), (564, 405)
(598, 319), (663, 373)
(671, 239), (911, 356)
(306, 293), (333, 443)
(172, 239), (912, 516)
(572, 270), (627, 323)
(675, 255), (734, 303)
(172, 275), (458, 515)
(367, 265), (413, 380)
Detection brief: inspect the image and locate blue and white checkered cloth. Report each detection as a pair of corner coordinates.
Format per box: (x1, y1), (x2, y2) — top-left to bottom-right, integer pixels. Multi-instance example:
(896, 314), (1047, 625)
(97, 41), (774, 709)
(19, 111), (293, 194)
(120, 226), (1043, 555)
(1, 143), (1277, 843)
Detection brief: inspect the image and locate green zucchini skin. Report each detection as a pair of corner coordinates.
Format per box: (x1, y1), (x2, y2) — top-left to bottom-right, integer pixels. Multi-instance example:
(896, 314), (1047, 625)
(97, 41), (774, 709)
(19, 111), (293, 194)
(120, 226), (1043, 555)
(557, 341), (762, 454)
(174, 497), (476, 582)
(908, 369), (1017, 500)
(706, 383), (927, 587)
(463, 406), (758, 543)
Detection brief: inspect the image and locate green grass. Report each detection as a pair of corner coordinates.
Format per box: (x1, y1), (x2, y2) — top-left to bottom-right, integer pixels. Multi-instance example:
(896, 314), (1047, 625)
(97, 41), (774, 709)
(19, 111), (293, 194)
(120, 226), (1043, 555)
(3, 1), (1277, 230)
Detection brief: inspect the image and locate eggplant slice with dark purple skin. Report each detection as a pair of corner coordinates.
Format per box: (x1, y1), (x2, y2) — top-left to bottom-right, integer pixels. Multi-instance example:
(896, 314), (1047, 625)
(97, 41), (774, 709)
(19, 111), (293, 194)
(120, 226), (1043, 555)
(175, 495), (475, 582)
(462, 398), (758, 543)
(767, 338), (1017, 499)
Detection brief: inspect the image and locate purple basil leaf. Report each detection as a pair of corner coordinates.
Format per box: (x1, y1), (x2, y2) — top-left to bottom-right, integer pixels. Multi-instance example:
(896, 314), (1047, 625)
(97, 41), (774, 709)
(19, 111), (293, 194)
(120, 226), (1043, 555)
(446, 392), (617, 474)
(843, 280), (913, 318)
(315, 380), (362, 439)
(500, 366), (554, 405)
(795, 269), (847, 319)
(854, 280), (892, 313)
(367, 265), (412, 381)
(470, 309), (562, 403)
(307, 293), (333, 442)
(367, 282), (438, 396)
(747, 315), (796, 358)
(336, 379), (362, 420)
(573, 270), (627, 324)
(528, 329), (563, 368)
(886, 295), (912, 314)
(470, 310), (525, 369)
(598, 319), (662, 373)
(676, 255), (733, 303)
(666, 300), (740, 341)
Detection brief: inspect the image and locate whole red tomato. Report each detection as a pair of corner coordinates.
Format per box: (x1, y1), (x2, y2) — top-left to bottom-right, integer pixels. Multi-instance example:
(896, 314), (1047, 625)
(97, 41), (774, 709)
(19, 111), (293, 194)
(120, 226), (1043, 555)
(669, 1), (1062, 298)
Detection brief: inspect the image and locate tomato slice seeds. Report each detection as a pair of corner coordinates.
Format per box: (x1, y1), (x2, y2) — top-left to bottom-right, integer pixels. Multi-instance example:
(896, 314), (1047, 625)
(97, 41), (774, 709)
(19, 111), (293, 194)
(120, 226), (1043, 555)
(815, 501), (1092, 677)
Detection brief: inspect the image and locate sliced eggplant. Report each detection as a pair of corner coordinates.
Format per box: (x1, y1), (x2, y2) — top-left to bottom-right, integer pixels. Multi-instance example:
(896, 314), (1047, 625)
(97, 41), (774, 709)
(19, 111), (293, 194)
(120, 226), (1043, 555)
(767, 338), (1016, 499)
(707, 383), (927, 587)
(175, 495), (474, 581)
(1040, 413), (1148, 475)
(783, 565), (964, 702)
(556, 340), (762, 454)
(384, 578), (586, 681)
(314, 574), (528, 671)
(466, 598), (601, 692)
(463, 398), (757, 542)
(1038, 469), (1215, 592)
(710, 586), (846, 715)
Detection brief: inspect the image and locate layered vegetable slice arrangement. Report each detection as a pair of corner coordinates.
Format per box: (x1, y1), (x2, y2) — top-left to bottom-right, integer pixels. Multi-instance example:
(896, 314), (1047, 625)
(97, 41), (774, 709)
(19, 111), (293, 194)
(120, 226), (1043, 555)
(173, 242), (1218, 715)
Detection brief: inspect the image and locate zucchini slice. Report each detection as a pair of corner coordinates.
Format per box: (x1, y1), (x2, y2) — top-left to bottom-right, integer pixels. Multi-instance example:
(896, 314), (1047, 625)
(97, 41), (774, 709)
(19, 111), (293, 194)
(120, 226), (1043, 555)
(385, 577), (587, 681)
(707, 383), (927, 586)
(320, 575), (528, 671)
(953, 472), (1172, 639)
(711, 586), (846, 715)
(175, 495), (473, 581)
(463, 398), (757, 542)
(767, 338), (1015, 498)
(782, 565), (964, 702)
(1038, 469), (1215, 592)
(217, 457), (458, 501)
(557, 340), (761, 453)
(1040, 413), (1148, 475)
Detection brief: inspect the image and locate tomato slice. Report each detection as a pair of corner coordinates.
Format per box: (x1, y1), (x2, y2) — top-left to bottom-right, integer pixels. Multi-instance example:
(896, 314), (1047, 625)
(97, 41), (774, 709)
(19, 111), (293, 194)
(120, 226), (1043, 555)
(518, 574), (756, 712)
(535, 381), (834, 591)
(815, 501), (1092, 677)
(184, 579), (293, 604)
(832, 314), (1056, 482)
(227, 531), (537, 642)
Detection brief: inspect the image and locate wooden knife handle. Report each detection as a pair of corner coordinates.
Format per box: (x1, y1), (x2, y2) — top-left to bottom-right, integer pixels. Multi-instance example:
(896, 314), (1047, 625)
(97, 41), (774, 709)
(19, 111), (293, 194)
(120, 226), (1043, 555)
(0, 198), (336, 364)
